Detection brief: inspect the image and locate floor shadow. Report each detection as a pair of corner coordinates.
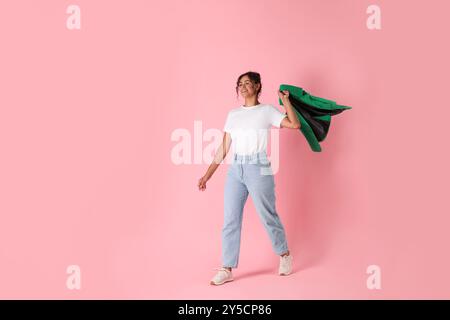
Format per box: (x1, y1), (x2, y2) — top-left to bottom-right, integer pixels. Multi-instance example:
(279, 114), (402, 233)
(233, 268), (275, 280)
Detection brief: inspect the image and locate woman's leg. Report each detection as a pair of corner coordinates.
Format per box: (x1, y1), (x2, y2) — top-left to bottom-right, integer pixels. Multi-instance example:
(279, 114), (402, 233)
(244, 164), (289, 256)
(222, 164), (249, 268)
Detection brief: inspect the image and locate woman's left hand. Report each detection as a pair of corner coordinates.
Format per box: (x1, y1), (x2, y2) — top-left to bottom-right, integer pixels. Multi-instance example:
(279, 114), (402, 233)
(278, 90), (289, 101)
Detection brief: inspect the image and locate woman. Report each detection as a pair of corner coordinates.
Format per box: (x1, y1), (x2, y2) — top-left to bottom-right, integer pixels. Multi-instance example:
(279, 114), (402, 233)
(198, 71), (301, 285)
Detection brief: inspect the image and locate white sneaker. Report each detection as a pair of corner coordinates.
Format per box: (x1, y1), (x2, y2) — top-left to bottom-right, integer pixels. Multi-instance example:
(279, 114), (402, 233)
(210, 267), (233, 285)
(279, 254), (293, 276)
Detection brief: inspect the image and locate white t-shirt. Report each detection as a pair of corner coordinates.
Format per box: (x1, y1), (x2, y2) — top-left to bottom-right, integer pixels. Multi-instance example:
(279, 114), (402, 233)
(223, 103), (287, 155)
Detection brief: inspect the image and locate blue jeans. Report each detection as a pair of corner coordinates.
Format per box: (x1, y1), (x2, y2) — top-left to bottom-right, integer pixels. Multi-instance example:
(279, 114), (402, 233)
(222, 151), (289, 268)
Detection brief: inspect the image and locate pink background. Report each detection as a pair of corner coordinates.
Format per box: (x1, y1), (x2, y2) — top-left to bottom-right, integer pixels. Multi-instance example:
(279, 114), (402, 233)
(1, 0), (449, 299)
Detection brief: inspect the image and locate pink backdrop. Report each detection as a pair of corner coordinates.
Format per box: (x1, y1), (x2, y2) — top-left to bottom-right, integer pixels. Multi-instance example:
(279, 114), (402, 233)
(1, 0), (449, 299)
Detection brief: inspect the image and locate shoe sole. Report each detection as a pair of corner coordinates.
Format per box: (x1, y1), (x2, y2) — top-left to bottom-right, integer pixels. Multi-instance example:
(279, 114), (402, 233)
(210, 278), (234, 286)
(279, 270), (292, 276)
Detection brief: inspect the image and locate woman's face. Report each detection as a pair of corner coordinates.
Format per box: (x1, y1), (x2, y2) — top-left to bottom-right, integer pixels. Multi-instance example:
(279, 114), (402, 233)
(238, 75), (260, 98)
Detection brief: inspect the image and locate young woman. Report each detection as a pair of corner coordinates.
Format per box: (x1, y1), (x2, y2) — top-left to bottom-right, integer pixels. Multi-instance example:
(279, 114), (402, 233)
(198, 71), (301, 285)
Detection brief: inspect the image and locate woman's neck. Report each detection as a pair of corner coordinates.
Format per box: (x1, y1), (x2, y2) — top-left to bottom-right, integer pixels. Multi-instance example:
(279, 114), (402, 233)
(243, 98), (259, 107)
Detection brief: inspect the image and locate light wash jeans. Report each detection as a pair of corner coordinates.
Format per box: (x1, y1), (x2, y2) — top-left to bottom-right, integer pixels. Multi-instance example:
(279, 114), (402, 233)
(222, 151), (289, 268)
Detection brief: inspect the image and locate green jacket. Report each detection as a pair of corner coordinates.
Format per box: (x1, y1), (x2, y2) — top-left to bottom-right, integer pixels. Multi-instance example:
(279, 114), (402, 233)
(278, 84), (351, 152)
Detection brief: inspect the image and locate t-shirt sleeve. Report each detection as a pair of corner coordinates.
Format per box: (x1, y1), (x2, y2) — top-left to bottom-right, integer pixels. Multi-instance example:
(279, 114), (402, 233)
(223, 112), (232, 133)
(268, 105), (287, 128)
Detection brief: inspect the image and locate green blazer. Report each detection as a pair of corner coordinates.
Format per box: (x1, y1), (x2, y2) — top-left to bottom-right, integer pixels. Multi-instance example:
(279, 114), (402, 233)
(278, 84), (351, 152)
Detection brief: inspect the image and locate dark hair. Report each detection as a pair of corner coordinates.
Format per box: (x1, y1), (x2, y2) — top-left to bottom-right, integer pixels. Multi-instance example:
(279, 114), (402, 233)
(235, 71), (262, 100)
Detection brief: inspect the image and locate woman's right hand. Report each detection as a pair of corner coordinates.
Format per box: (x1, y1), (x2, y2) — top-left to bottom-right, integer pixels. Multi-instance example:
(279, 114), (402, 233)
(198, 175), (209, 191)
